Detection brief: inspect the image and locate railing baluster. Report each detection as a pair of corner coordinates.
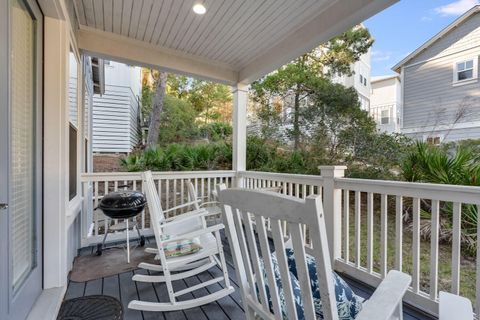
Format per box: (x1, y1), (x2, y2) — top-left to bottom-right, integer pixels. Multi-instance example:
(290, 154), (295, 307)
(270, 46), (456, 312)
(430, 200), (440, 300)
(141, 181), (145, 229)
(380, 194), (388, 278)
(173, 179), (177, 211)
(180, 179), (184, 213)
(207, 177), (211, 201)
(94, 181), (99, 236)
(166, 179), (170, 213)
(355, 191), (361, 268)
(412, 197), (420, 293)
(395, 196), (403, 271)
(367, 192), (373, 273)
(288, 182), (293, 196)
(114, 181), (118, 225)
(343, 189), (350, 262)
(104, 181), (110, 235)
(452, 202), (461, 295)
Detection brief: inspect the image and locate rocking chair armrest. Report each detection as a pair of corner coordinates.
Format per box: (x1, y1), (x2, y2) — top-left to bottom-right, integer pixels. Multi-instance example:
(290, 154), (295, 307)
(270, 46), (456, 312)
(161, 209), (209, 226)
(199, 201), (220, 208)
(159, 223), (225, 244)
(356, 270), (411, 320)
(163, 200), (201, 214)
(439, 292), (473, 320)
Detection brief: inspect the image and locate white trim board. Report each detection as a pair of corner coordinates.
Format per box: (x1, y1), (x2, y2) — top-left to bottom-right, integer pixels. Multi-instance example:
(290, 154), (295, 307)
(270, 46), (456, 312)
(402, 121), (480, 134)
(26, 286), (66, 320)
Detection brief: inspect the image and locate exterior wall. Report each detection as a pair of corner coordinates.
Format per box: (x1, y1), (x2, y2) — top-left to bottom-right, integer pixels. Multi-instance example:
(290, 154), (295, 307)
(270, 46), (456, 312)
(370, 76), (401, 133)
(92, 61), (141, 153)
(401, 12), (480, 142)
(333, 49), (372, 110)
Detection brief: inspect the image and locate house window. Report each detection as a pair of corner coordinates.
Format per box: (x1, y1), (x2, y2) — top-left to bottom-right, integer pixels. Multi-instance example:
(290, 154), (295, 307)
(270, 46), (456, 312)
(69, 124), (77, 200)
(454, 58), (477, 83)
(381, 109), (389, 124)
(359, 74), (367, 86)
(426, 136), (441, 145)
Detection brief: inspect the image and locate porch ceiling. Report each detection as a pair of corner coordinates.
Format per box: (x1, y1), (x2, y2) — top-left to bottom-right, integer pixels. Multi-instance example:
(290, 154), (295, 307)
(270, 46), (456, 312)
(73, 0), (397, 84)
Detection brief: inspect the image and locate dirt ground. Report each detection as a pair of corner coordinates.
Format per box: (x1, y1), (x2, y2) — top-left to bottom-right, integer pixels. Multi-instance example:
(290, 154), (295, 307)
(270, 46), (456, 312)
(93, 154), (124, 172)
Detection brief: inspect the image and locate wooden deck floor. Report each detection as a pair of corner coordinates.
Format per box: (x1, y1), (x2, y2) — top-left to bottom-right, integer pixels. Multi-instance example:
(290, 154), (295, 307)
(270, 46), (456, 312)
(66, 235), (435, 320)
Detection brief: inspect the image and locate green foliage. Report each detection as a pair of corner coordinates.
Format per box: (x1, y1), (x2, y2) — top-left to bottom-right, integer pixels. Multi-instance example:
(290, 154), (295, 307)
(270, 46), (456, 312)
(157, 96), (199, 144)
(120, 142), (232, 172)
(199, 122), (232, 141)
(401, 141), (480, 253)
(251, 26), (374, 150)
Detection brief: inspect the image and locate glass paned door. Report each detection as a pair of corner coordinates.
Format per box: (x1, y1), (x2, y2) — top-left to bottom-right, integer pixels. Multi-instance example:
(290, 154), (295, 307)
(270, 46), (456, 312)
(0, 0), (43, 319)
(11, 0), (37, 290)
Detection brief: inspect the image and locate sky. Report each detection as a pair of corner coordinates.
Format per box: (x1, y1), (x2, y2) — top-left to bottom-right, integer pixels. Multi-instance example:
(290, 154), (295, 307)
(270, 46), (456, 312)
(364, 0), (480, 77)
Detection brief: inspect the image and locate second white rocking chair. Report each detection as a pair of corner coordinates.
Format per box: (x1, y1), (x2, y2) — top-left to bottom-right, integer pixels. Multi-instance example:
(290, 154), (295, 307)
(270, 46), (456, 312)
(127, 171), (234, 312)
(218, 185), (412, 320)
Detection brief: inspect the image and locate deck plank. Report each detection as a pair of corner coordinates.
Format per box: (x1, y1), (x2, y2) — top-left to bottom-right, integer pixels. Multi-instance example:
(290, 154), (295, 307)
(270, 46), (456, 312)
(119, 271), (143, 320)
(103, 274), (121, 299)
(134, 269), (166, 320)
(66, 234), (432, 320)
(64, 281), (85, 300)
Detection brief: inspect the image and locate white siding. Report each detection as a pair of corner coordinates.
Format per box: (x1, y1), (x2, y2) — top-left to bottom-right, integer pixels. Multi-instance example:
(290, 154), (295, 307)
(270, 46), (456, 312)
(92, 62), (141, 153)
(370, 76), (401, 133)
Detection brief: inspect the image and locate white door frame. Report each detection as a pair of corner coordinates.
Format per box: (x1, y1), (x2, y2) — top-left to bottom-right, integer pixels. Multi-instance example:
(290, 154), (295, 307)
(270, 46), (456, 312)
(0, 0), (43, 319)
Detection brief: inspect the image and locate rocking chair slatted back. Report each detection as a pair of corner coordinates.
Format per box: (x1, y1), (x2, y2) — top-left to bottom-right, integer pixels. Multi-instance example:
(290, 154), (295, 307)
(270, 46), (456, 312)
(217, 185), (339, 320)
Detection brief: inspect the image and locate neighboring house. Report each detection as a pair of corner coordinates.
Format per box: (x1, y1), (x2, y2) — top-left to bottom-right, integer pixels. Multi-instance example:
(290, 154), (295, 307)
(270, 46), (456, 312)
(393, 6), (480, 143)
(370, 74), (402, 133)
(92, 61), (142, 153)
(333, 48), (372, 111)
(247, 48), (372, 137)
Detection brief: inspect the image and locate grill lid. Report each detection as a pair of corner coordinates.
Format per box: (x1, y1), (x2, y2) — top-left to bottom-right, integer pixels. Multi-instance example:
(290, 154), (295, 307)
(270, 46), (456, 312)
(98, 191), (146, 211)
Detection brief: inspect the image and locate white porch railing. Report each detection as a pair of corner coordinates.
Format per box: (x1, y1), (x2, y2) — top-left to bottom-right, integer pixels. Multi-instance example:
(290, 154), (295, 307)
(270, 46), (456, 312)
(81, 167), (480, 317)
(239, 168), (480, 317)
(80, 170), (236, 246)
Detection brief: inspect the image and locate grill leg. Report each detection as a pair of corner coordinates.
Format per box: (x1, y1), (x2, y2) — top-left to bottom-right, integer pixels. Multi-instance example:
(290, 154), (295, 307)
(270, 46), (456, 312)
(96, 229), (109, 256)
(134, 222), (145, 246)
(126, 219), (130, 263)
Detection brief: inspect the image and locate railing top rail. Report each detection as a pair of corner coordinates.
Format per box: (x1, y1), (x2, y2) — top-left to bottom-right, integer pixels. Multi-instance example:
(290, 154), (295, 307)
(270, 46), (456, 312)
(336, 177), (480, 204)
(238, 171), (324, 185)
(81, 170), (236, 182)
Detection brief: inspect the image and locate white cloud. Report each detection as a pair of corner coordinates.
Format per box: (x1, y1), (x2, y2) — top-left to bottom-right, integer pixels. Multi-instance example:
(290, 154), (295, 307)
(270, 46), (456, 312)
(371, 50), (392, 62)
(435, 0), (479, 16)
(421, 16), (433, 22)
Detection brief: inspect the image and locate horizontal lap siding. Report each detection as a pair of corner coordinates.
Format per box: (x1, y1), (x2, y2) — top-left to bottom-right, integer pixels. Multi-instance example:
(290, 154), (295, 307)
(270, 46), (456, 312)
(92, 84), (140, 153)
(403, 13), (480, 140)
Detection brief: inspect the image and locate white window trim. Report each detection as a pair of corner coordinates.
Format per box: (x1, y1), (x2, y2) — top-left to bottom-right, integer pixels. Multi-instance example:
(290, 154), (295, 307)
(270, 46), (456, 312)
(452, 57), (478, 86)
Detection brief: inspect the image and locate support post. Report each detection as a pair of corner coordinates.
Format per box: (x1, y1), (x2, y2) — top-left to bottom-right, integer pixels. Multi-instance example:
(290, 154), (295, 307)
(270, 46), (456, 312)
(43, 17), (69, 289)
(319, 166), (346, 261)
(232, 83), (248, 187)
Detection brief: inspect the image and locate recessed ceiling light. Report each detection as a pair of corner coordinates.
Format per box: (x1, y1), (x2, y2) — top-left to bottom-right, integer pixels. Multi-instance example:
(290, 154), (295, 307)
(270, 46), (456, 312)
(193, 3), (206, 15)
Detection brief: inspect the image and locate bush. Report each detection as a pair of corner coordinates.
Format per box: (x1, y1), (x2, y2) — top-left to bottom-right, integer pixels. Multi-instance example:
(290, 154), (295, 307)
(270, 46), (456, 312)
(199, 122), (233, 141)
(401, 141), (480, 254)
(120, 142), (232, 172)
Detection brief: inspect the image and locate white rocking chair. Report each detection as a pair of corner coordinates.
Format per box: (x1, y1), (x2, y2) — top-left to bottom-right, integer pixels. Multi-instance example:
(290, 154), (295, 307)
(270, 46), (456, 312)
(127, 171), (234, 312)
(217, 185), (412, 320)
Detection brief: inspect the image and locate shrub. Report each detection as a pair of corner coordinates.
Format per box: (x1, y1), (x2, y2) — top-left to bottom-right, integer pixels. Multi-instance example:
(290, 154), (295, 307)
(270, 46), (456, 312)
(120, 142), (232, 172)
(401, 141), (480, 254)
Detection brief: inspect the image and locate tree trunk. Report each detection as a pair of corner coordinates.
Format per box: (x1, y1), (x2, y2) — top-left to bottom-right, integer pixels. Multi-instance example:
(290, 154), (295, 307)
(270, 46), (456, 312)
(293, 89), (300, 150)
(146, 72), (168, 147)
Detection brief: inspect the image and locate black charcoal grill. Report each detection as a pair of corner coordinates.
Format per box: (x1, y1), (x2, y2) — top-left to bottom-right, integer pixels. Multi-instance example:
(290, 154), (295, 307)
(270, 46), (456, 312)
(95, 190), (147, 256)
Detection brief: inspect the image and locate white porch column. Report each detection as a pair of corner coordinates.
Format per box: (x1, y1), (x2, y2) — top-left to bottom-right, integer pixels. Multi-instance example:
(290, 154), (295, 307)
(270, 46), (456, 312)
(232, 83), (248, 187)
(319, 166), (346, 261)
(43, 17), (69, 289)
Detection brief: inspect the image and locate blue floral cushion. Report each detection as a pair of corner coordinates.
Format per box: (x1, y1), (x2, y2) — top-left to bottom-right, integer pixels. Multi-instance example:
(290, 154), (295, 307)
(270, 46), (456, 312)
(285, 248), (364, 319)
(259, 250), (363, 320)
